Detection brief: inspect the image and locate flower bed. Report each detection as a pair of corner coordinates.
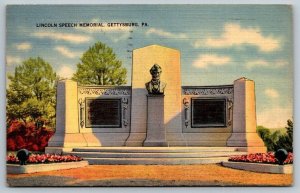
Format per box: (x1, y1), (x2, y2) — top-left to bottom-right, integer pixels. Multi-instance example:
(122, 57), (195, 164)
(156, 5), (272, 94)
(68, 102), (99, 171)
(229, 152), (293, 165)
(7, 153), (83, 164)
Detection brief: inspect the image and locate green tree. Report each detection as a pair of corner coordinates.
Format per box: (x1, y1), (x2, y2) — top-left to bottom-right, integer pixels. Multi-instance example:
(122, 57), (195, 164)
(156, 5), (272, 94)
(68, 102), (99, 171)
(257, 126), (280, 151)
(7, 57), (57, 127)
(257, 119), (293, 152)
(286, 119), (293, 140)
(72, 42), (127, 85)
(275, 119), (293, 152)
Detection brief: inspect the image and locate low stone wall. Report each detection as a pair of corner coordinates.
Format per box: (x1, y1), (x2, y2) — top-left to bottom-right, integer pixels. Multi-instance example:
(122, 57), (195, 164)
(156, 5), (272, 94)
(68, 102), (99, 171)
(222, 161), (293, 174)
(7, 161), (89, 174)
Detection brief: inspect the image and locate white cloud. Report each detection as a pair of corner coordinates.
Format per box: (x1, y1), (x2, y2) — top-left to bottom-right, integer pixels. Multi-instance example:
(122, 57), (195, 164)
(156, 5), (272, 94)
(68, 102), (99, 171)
(54, 46), (81, 58)
(191, 39), (202, 48)
(196, 23), (280, 52)
(192, 54), (232, 68)
(6, 55), (22, 66)
(257, 106), (292, 128)
(246, 59), (269, 69)
(265, 88), (279, 99)
(32, 31), (91, 44)
(146, 28), (187, 39)
(57, 65), (75, 79)
(110, 32), (131, 43)
(246, 59), (288, 69)
(16, 42), (32, 51)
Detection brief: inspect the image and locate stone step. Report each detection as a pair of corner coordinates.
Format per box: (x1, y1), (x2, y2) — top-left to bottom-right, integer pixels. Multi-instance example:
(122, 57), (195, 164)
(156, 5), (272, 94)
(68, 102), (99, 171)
(72, 147), (239, 153)
(68, 147), (245, 165)
(85, 157), (230, 165)
(66, 151), (246, 158)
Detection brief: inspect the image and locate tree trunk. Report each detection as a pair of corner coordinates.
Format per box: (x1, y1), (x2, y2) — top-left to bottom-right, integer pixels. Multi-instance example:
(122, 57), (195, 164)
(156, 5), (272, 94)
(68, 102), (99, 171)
(101, 72), (104, 85)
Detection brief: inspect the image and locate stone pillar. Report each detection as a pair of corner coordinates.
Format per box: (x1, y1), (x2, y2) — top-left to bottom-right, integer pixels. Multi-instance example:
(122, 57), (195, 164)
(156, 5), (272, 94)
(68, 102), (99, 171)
(227, 77), (266, 153)
(143, 95), (168, 146)
(46, 80), (87, 154)
(125, 45), (184, 146)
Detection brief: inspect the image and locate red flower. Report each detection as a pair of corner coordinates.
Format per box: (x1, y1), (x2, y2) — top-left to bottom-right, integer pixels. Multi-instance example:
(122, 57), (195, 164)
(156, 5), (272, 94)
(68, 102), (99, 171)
(7, 121), (54, 151)
(6, 154), (83, 164)
(7, 138), (16, 151)
(229, 152), (293, 165)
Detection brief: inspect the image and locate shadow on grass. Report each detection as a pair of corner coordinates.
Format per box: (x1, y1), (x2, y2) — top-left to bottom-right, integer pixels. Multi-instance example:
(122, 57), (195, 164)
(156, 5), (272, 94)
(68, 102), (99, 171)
(7, 176), (74, 187)
(7, 176), (288, 187)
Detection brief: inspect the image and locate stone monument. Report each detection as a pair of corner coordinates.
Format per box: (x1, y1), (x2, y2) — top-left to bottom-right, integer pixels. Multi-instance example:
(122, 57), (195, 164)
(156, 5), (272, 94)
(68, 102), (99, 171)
(143, 64), (167, 146)
(46, 44), (266, 155)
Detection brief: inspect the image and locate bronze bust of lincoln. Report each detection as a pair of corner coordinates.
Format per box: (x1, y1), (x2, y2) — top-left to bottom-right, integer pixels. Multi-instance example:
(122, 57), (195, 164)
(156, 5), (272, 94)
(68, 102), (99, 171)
(145, 64), (166, 94)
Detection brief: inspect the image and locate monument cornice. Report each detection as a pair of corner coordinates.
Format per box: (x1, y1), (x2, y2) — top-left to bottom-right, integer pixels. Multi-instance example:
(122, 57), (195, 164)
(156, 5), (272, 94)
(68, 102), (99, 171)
(182, 85), (233, 95)
(78, 86), (131, 96)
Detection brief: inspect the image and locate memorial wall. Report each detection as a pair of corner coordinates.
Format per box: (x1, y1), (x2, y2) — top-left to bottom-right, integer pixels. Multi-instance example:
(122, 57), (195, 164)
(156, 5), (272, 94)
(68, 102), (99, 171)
(47, 45), (266, 152)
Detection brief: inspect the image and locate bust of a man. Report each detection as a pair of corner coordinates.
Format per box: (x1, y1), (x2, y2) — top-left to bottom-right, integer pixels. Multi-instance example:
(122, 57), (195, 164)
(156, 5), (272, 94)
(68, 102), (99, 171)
(145, 64), (166, 94)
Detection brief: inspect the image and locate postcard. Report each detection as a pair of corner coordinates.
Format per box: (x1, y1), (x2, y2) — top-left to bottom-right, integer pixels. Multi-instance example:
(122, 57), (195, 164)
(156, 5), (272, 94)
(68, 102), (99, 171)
(6, 4), (293, 186)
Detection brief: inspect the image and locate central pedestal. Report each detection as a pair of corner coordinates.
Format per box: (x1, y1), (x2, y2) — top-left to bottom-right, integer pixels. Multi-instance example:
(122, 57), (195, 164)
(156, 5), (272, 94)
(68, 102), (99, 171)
(143, 95), (168, 146)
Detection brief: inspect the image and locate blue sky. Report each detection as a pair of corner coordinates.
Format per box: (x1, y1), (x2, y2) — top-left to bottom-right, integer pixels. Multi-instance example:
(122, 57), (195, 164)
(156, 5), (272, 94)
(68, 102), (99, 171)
(6, 5), (293, 128)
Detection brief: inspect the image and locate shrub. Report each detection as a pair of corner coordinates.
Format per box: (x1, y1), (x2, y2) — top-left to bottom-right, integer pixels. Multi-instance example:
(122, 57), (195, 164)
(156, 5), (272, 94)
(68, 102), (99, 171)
(257, 126), (279, 151)
(275, 119), (293, 152)
(257, 119), (293, 152)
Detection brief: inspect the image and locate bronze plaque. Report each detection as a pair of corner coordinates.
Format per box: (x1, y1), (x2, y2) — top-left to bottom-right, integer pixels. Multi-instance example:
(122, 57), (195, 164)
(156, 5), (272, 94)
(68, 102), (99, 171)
(191, 99), (226, 127)
(85, 98), (121, 128)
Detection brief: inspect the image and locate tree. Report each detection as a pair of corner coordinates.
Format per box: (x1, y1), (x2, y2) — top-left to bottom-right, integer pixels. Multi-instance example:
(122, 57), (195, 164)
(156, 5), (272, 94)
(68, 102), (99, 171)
(257, 126), (280, 151)
(286, 119), (293, 140)
(7, 57), (57, 127)
(257, 119), (293, 152)
(72, 42), (127, 85)
(275, 119), (293, 152)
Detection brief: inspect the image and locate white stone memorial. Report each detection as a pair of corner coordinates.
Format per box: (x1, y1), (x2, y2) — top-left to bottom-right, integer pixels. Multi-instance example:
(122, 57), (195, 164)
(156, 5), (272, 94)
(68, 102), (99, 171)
(46, 44), (266, 155)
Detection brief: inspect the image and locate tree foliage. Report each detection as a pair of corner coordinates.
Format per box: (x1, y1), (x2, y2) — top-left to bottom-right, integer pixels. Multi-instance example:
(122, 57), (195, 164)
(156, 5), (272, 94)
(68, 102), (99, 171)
(257, 126), (281, 151)
(257, 119), (293, 152)
(6, 57), (57, 127)
(276, 119), (293, 152)
(72, 42), (127, 85)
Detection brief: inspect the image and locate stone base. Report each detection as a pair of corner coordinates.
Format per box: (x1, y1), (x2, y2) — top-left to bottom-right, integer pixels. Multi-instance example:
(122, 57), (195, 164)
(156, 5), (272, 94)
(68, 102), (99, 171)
(45, 147), (73, 154)
(235, 146), (267, 153)
(143, 141), (168, 147)
(125, 133), (146, 146)
(125, 141), (143, 146)
(167, 132), (233, 147)
(222, 161), (293, 174)
(47, 133), (88, 148)
(7, 161), (89, 174)
(227, 132), (266, 153)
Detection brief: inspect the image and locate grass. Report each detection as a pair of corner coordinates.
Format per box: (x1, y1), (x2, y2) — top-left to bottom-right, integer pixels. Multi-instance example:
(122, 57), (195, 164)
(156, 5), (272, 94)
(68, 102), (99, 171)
(7, 164), (293, 186)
